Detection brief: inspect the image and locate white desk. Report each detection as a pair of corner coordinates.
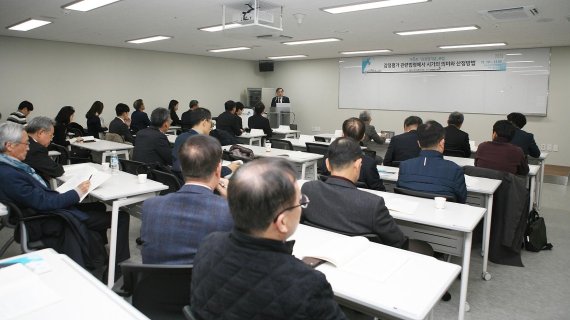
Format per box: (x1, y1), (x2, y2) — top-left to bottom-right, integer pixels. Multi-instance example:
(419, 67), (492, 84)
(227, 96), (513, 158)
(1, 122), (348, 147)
(236, 132), (266, 146)
(291, 224), (461, 320)
(444, 156), (540, 211)
(222, 144), (322, 180)
(70, 139), (134, 163)
(166, 125), (181, 135)
(377, 165), (501, 281)
(359, 190), (485, 319)
(284, 138), (329, 151)
(48, 150), (61, 160)
(529, 152), (548, 209)
(271, 128), (300, 139)
(59, 163), (167, 287)
(0, 249), (149, 319)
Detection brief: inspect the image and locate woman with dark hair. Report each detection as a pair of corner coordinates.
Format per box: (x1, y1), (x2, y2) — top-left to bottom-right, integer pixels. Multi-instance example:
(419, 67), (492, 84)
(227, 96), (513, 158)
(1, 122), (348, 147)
(86, 101), (108, 138)
(247, 102), (272, 137)
(53, 106), (78, 146)
(168, 99), (181, 126)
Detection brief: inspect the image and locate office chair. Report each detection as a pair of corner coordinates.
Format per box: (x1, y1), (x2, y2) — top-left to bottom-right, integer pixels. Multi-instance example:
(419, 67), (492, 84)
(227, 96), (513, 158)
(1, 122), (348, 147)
(443, 148), (468, 158)
(68, 122), (87, 136)
(116, 263), (193, 320)
(118, 159), (146, 175)
(182, 306), (199, 320)
(269, 139), (293, 150)
(314, 136), (327, 142)
(104, 132), (125, 143)
(305, 142), (329, 174)
(0, 201), (53, 256)
(151, 169), (182, 195)
(393, 187), (457, 203)
(48, 143), (91, 165)
(302, 219), (382, 245)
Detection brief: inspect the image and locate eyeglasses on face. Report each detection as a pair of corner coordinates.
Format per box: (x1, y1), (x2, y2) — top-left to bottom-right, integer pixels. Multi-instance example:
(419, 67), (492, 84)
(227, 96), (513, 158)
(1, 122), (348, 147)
(273, 194), (310, 222)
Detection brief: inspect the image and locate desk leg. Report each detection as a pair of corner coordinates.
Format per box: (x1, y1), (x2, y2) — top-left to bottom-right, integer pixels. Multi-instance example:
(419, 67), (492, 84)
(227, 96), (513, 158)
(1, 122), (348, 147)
(101, 151), (111, 164)
(537, 159), (544, 209)
(301, 163), (307, 180)
(458, 232), (472, 320)
(481, 196), (493, 281)
(529, 175), (536, 211)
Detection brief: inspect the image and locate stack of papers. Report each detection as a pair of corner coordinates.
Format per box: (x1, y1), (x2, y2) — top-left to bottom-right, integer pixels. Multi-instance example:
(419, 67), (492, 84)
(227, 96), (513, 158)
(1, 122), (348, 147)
(58, 165), (111, 201)
(385, 198), (419, 214)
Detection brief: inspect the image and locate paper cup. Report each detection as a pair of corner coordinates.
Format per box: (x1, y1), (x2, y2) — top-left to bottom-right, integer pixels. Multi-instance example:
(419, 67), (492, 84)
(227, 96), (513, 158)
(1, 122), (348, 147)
(137, 174), (147, 184)
(265, 142), (272, 152)
(434, 197), (447, 209)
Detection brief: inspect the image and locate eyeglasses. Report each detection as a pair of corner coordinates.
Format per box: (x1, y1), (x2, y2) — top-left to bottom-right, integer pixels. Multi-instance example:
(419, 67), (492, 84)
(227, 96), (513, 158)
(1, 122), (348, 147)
(11, 141), (30, 146)
(273, 194), (310, 222)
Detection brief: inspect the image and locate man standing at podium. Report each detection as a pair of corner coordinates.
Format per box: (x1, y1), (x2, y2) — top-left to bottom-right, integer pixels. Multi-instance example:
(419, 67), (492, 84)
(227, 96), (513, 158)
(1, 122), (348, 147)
(270, 87), (290, 108)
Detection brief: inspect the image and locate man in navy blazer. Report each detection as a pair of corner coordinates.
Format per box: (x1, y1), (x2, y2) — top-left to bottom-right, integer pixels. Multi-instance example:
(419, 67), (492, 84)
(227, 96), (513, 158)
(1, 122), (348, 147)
(133, 108), (172, 166)
(444, 112), (471, 158)
(109, 103), (135, 144)
(141, 135), (233, 264)
(383, 116), (422, 167)
(507, 112), (541, 158)
(398, 120), (467, 203)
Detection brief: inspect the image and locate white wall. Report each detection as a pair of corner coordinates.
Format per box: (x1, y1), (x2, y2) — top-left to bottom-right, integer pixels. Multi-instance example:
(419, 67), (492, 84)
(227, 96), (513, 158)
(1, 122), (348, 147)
(0, 36), (265, 126)
(265, 47), (570, 166)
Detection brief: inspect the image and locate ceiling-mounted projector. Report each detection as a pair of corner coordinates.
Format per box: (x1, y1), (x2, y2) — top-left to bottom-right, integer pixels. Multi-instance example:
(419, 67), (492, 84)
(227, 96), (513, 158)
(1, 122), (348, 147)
(221, 0), (283, 34)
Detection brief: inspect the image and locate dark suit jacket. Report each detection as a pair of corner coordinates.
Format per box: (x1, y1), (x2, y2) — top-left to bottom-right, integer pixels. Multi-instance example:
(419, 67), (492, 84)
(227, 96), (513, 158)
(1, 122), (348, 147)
(216, 111), (242, 136)
(301, 177), (407, 249)
(248, 114), (273, 137)
(24, 138), (64, 182)
(170, 110), (182, 126)
(270, 96), (290, 108)
(130, 110), (150, 133)
(475, 138), (529, 175)
(359, 155), (385, 191)
(172, 129), (232, 177)
(133, 127), (172, 166)
(141, 184), (233, 264)
(383, 130), (420, 166)
(86, 115), (107, 138)
(180, 110), (193, 131)
(444, 125), (471, 158)
(109, 117), (135, 144)
(53, 124), (70, 146)
(510, 128), (540, 158)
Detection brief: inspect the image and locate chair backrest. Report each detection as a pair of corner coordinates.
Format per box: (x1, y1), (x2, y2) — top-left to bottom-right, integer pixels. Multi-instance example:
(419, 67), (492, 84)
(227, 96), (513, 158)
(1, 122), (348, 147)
(68, 122), (87, 136)
(269, 139), (293, 150)
(393, 186), (457, 202)
(151, 169), (182, 195)
(289, 123), (298, 130)
(302, 219), (382, 244)
(363, 149), (376, 159)
(104, 132), (125, 143)
(119, 263), (192, 320)
(443, 148), (467, 158)
(48, 143), (71, 165)
(305, 142), (330, 174)
(182, 305), (199, 320)
(119, 159), (146, 175)
(1, 201), (47, 254)
(314, 136), (327, 142)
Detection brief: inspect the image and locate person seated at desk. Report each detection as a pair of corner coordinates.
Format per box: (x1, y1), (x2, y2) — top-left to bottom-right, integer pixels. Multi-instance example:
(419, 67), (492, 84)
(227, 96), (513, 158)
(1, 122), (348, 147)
(181, 99), (199, 131)
(340, 117), (385, 191)
(86, 101), (108, 139)
(53, 106), (78, 147)
(133, 108), (172, 167)
(0, 122), (130, 274)
(444, 111), (471, 158)
(397, 120), (467, 203)
(235, 102), (245, 132)
(23, 116), (63, 183)
(270, 87), (290, 108)
(216, 100), (243, 137)
(130, 99), (150, 134)
(475, 120), (529, 175)
(7, 100), (33, 126)
(191, 157), (346, 320)
(302, 137), (407, 249)
(141, 135), (232, 264)
(359, 110), (386, 145)
(507, 112), (541, 159)
(248, 102), (273, 138)
(383, 115), (422, 167)
(109, 103), (135, 144)
(172, 108), (238, 180)
(168, 99), (182, 127)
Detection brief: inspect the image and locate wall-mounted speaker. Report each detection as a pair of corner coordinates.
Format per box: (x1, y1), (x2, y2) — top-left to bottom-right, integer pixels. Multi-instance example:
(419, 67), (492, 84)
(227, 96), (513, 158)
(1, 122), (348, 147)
(259, 61), (274, 72)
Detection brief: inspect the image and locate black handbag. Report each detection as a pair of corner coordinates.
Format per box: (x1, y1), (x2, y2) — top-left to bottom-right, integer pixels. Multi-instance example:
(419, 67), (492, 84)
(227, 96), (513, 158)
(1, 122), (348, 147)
(524, 208), (553, 252)
(229, 144), (255, 161)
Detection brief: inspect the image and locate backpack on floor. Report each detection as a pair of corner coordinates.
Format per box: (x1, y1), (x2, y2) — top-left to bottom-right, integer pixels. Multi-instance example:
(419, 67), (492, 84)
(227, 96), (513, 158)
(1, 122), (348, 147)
(524, 207), (553, 252)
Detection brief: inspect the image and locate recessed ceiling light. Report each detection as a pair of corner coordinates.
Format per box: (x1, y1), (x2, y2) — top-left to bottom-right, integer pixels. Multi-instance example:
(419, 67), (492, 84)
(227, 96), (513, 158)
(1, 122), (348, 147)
(283, 38), (341, 46)
(322, 0), (429, 14)
(208, 47), (251, 53)
(63, 0), (121, 12)
(395, 25), (479, 36)
(438, 43), (507, 49)
(7, 19), (51, 31)
(340, 49), (392, 55)
(505, 53), (522, 56)
(127, 36), (172, 44)
(268, 55), (308, 60)
(199, 23), (242, 32)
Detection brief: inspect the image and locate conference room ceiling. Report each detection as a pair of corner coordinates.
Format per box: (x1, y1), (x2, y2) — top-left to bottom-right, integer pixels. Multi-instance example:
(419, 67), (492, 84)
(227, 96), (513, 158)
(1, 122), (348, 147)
(1, 0), (569, 61)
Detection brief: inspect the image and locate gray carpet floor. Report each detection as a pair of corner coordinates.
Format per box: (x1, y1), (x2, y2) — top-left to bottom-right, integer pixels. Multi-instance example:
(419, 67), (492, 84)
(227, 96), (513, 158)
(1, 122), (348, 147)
(1, 182), (569, 319)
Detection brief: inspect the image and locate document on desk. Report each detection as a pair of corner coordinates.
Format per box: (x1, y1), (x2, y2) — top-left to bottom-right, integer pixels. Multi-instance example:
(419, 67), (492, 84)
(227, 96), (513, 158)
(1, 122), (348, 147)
(57, 165), (111, 201)
(385, 198), (419, 215)
(0, 263), (62, 319)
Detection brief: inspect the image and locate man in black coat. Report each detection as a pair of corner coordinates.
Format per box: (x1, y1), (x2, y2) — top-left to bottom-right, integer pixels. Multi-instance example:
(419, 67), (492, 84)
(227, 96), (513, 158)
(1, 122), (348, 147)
(507, 112), (541, 158)
(109, 103), (135, 144)
(270, 87), (290, 108)
(133, 108), (172, 166)
(216, 100), (243, 137)
(444, 111), (471, 158)
(181, 99), (199, 131)
(23, 116), (64, 183)
(383, 115), (422, 167)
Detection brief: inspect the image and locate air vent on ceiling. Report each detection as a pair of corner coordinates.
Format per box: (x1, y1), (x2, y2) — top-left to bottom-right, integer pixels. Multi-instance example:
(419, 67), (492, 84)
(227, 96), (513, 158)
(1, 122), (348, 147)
(256, 34), (293, 41)
(480, 6), (539, 21)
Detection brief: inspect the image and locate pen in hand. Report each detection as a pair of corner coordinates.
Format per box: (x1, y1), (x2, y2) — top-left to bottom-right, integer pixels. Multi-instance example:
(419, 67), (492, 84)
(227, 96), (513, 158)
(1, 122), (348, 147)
(88, 174), (93, 181)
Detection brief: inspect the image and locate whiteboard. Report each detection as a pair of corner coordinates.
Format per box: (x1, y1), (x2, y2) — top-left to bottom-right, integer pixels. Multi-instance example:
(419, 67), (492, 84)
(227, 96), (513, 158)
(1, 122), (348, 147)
(338, 48), (550, 116)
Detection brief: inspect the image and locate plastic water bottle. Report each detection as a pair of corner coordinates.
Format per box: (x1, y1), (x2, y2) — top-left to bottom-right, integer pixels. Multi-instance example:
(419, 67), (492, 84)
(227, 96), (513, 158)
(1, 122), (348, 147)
(110, 151), (119, 174)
